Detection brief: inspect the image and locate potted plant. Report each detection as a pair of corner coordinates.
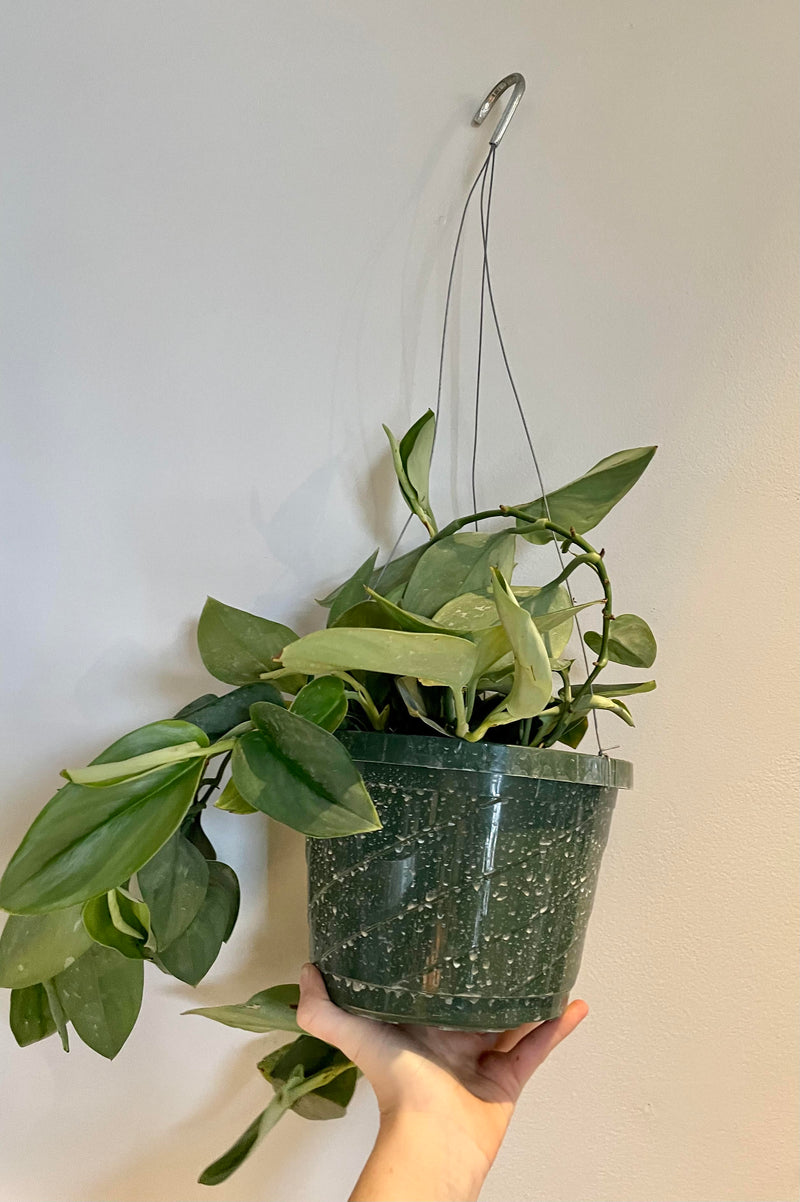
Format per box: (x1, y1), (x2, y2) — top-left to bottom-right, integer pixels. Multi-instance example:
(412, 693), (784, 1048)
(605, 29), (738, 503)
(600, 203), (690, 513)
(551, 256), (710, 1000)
(0, 411), (656, 1183)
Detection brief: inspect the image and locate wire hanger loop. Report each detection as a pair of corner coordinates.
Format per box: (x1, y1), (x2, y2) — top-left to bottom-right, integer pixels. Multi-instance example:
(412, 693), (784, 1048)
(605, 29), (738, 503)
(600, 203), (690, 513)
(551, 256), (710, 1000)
(472, 72), (526, 147)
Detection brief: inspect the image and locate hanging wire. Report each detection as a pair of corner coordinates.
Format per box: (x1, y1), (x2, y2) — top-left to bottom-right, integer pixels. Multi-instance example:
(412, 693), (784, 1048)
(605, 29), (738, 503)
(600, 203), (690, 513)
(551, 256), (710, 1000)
(376, 124), (604, 755)
(473, 146), (603, 754)
(374, 148), (493, 585)
(470, 151), (495, 524)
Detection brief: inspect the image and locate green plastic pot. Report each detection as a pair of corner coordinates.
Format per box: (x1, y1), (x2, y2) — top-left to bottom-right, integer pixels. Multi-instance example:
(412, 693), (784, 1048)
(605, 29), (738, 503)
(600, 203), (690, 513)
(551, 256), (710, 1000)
(306, 732), (632, 1031)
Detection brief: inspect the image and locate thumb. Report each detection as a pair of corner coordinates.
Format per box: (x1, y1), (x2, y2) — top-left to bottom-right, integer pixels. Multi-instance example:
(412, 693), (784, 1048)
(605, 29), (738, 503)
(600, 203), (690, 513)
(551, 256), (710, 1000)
(481, 999), (589, 1101)
(295, 963), (373, 1065)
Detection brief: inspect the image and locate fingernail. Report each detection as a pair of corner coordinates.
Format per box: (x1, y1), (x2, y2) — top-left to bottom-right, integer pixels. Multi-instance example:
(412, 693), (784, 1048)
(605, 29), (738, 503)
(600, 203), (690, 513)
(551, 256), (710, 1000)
(300, 962), (313, 987)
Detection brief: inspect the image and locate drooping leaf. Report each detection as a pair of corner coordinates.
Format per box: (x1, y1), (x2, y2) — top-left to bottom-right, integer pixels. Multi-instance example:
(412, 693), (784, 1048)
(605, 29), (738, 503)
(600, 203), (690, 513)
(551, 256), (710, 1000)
(62, 719), (210, 786)
(259, 1035), (357, 1120)
(232, 704), (381, 838)
(199, 1055), (353, 1184)
(185, 983), (302, 1034)
(182, 812), (217, 861)
(583, 680), (656, 697)
(197, 597), (298, 686)
(155, 861), (239, 986)
(384, 410), (438, 535)
(198, 1093), (293, 1186)
(0, 905), (92, 989)
(514, 446), (657, 543)
(290, 676), (348, 733)
(9, 983), (57, 1047)
(0, 757), (205, 915)
(53, 942), (143, 1059)
(214, 777), (258, 814)
(82, 889), (151, 960)
(173, 684), (284, 740)
(280, 627), (478, 690)
(42, 979), (70, 1051)
(402, 531), (516, 617)
(490, 568), (554, 720)
(584, 613), (657, 668)
(317, 549), (379, 626)
(92, 719), (210, 763)
(136, 831), (210, 951)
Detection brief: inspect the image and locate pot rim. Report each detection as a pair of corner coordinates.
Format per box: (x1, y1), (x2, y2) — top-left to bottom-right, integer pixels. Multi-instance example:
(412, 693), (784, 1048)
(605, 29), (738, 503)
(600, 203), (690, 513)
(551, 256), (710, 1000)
(337, 730), (633, 789)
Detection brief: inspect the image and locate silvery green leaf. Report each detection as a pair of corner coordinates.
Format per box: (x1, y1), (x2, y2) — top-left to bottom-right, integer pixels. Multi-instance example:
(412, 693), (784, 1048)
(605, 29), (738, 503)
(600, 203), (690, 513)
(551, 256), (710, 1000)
(401, 531), (517, 619)
(514, 446), (657, 543)
(584, 613), (657, 668)
(198, 597), (298, 685)
(0, 906), (92, 989)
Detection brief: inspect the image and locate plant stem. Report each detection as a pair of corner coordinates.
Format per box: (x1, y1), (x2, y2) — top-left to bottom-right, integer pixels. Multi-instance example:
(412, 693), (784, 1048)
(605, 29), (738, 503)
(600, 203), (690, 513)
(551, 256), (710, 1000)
(451, 687), (469, 738)
(335, 672), (385, 730)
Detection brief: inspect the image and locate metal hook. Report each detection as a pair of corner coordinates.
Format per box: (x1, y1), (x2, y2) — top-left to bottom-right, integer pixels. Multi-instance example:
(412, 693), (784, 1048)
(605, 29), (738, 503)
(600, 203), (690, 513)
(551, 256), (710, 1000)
(472, 72), (526, 147)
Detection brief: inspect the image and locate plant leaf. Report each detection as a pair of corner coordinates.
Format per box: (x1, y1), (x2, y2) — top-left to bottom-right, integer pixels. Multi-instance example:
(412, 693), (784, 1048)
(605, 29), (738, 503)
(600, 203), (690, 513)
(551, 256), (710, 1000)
(42, 979), (70, 1051)
(92, 719), (211, 765)
(317, 549), (379, 626)
(136, 831), (210, 950)
(197, 597), (298, 686)
(368, 543), (428, 602)
(9, 983), (57, 1047)
(490, 568), (554, 720)
(214, 777), (258, 815)
(198, 1094), (291, 1186)
(155, 861), (240, 985)
(365, 588), (473, 637)
(395, 678), (454, 736)
(0, 906), (92, 988)
(53, 942), (143, 1059)
(514, 446), (657, 543)
(558, 716), (589, 749)
(173, 684), (284, 740)
(329, 599), (401, 630)
(402, 531), (516, 617)
(384, 411), (438, 535)
(81, 890), (151, 960)
(583, 679), (656, 697)
(584, 613), (657, 668)
(184, 983), (301, 1034)
(281, 627), (478, 690)
(63, 719), (211, 786)
(259, 1034), (356, 1121)
(232, 704), (381, 838)
(199, 1053), (354, 1184)
(290, 676), (348, 732)
(0, 757), (205, 915)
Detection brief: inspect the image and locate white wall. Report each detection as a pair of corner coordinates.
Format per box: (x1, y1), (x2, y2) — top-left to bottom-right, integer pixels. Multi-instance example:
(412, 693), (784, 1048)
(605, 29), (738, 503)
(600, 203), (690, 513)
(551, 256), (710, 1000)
(1, 4), (797, 1200)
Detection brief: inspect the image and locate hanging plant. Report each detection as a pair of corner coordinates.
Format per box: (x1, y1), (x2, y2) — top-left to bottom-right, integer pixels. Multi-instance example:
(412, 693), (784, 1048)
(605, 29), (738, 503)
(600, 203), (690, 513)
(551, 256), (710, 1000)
(0, 75), (658, 1185)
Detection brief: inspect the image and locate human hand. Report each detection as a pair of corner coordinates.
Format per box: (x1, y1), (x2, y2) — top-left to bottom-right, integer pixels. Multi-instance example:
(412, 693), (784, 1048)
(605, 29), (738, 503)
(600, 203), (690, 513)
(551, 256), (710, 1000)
(297, 963), (588, 1202)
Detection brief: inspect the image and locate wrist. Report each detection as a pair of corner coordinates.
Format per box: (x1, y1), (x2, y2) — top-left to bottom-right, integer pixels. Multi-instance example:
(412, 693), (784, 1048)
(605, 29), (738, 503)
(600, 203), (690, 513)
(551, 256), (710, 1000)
(348, 1109), (490, 1202)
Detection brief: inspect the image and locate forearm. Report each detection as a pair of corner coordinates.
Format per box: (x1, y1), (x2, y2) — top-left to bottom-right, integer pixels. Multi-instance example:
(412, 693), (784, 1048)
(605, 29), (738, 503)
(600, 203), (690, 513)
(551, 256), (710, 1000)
(349, 1111), (491, 1202)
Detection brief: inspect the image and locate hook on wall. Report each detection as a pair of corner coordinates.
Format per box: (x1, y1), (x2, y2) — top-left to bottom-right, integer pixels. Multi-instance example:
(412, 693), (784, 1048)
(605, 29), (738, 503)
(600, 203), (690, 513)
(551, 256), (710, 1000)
(472, 72), (526, 147)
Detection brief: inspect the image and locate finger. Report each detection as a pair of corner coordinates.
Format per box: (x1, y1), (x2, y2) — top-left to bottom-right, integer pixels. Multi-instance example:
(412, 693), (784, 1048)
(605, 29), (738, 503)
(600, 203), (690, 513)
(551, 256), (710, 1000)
(295, 963), (376, 1065)
(493, 1022), (540, 1054)
(505, 1000), (588, 1093)
(481, 999), (588, 1100)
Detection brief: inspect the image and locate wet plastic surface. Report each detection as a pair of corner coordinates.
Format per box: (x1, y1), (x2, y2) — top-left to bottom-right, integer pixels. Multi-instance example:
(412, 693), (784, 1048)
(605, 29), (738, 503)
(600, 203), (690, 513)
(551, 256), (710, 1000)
(307, 733), (631, 1030)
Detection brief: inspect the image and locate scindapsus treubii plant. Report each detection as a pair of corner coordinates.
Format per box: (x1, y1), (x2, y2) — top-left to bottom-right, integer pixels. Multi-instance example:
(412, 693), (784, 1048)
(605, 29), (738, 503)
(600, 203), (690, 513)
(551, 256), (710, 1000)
(0, 411), (656, 1183)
